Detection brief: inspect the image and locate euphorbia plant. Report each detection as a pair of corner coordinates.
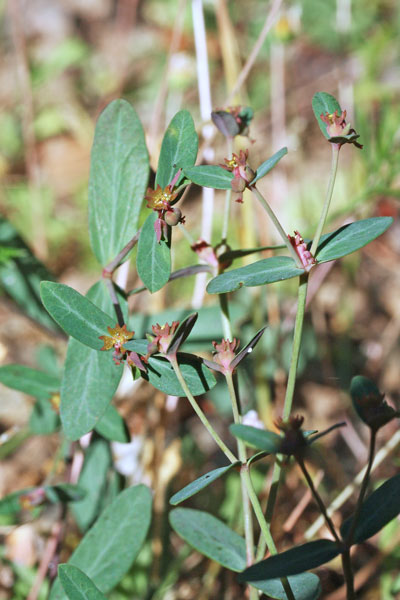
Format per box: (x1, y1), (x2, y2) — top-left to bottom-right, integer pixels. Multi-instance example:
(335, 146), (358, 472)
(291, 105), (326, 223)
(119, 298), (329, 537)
(0, 92), (398, 600)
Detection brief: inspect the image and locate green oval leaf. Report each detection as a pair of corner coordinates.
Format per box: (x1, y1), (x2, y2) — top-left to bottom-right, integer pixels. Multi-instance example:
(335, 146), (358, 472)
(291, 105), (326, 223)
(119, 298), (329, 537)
(59, 565), (107, 600)
(253, 573), (321, 600)
(124, 341), (216, 396)
(169, 508), (246, 571)
(312, 92), (342, 139)
(70, 440), (111, 532)
(170, 462), (240, 506)
(239, 540), (340, 582)
(40, 281), (115, 350)
(137, 212), (171, 293)
(95, 404), (130, 443)
(183, 165), (235, 189)
(88, 99), (149, 266)
(156, 110), (198, 188)
(315, 217), (393, 263)
(207, 256), (302, 294)
(49, 485), (152, 600)
(340, 473), (400, 544)
(250, 147), (287, 185)
(230, 424), (281, 453)
(60, 282), (125, 440)
(0, 365), (60, 397)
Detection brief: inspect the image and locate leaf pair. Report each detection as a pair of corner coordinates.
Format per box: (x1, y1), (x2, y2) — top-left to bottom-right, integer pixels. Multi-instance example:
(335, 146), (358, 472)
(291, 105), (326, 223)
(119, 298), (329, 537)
(137, 110), (198, 293)
(39, 281), (216, 439)
(182, 146), (287, 190)
(170, 508), (321, 600)
(207, 217), (393, 294)
(239, 473), (400, 586)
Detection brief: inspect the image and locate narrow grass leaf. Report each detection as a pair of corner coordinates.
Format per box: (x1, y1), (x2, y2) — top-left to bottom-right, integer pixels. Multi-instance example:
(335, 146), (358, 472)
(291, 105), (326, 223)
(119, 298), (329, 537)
(170, 508), (246, 572)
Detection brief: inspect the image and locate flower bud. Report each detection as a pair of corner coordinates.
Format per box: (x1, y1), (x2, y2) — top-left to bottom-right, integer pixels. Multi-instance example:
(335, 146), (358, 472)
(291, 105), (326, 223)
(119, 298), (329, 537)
(164, 207), (182, 227)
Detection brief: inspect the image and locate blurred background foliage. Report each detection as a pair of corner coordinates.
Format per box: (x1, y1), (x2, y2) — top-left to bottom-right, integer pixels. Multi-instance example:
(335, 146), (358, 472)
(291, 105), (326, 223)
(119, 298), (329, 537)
(0, 0), (399, 598)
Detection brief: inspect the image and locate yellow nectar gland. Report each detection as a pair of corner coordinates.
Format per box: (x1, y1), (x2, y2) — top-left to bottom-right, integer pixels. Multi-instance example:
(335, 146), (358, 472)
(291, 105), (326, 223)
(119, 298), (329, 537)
(147, 186), (175, 211)
(226, 157), (239, 169)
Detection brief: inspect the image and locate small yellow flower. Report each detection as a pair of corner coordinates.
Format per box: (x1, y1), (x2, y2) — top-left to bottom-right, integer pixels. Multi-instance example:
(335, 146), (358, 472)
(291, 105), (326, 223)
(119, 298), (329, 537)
(145, 185), (178, 211)
(99, 324), (133, 353)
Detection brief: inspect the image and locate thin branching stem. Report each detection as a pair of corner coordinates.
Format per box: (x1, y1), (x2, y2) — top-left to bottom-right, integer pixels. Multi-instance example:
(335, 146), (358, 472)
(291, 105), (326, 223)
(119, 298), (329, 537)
(310, 144), (340, 256)
(250, 186), (304, 268)
(296, 456), (342, 546)
(169, 357), (237, 463)
(345, 429), (376, 548)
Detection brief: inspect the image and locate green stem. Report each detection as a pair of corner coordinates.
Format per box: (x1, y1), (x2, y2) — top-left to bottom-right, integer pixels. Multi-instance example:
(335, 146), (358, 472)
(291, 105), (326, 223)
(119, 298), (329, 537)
(282, 273), (309, 419)
(345, 429), (376, 548)
(257, 273), (308, 559)
(310, 144), (340, 256)
(222, 136), (233, 241)
(219, 293), (233, 340)
(242, 467), (296, 600)
(226, 373), (295, 599)
(169, 357), (237, 463)
(225, 373), (254, 566)
(296, 456), (342, 545)
(341, 549), (356, 600)
(250, 185), (303, 269)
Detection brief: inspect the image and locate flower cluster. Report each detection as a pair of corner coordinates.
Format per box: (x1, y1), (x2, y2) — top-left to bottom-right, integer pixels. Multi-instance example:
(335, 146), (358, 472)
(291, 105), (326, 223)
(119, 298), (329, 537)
(191, 240), (233, 273)
(320, 110), (363, 149)
(211, 105), (253, 138)
(351, 376), (399, 432)
(221, 149), (255, 203)
(210, 338), (240, 375)
(146, 321), (180, 357)
(288, 231), (316, 272)
(99, 324), (146, 370)
(145, 183), (184, 242)
(275, 415), (308, 457)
